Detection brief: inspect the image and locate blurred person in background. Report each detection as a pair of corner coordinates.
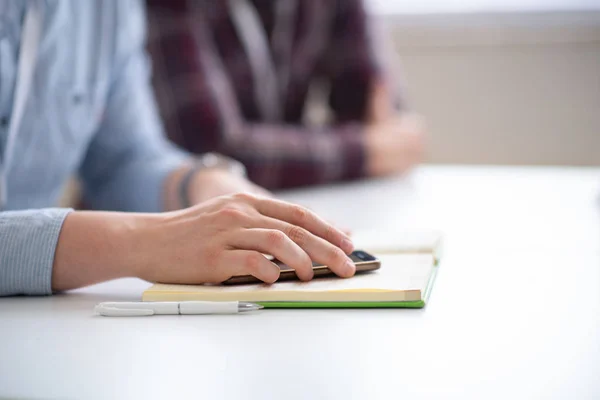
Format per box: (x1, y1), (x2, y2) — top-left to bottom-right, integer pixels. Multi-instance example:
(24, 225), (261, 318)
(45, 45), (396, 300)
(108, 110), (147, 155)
(147, 0), (426, 190)
(0, 0), (356, 297)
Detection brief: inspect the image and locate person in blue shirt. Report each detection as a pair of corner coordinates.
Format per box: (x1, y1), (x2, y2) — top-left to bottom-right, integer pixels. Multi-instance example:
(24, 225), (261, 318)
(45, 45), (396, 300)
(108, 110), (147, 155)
(0, 0), (356, 296)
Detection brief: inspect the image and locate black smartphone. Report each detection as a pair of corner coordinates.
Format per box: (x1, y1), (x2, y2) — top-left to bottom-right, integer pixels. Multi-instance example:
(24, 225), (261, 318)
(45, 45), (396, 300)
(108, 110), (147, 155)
(222, 250), (381, 285)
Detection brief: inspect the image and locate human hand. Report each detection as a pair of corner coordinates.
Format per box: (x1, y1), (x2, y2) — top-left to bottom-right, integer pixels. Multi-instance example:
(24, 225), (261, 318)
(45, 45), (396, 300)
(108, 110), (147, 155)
(133, 193), (356, 285)
(365, 113), (426, 177)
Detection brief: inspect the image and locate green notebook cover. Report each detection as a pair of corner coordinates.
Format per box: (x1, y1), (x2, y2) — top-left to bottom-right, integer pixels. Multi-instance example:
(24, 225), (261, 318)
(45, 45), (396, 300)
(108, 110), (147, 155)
(257, 261), (439, 309)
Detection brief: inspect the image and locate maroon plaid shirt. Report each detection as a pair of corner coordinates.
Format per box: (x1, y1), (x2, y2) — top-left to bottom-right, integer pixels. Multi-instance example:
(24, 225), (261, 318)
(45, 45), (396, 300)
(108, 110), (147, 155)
(147, 0), (400, 189)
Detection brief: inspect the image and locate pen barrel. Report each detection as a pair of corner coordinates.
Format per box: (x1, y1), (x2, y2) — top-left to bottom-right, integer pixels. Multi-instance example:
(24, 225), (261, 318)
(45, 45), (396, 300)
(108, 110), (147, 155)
(150, 303), (179, 314)
(179, 301), (239, 314)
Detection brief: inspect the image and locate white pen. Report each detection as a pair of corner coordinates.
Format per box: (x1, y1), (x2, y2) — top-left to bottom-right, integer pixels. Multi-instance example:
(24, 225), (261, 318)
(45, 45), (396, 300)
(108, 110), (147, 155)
(95, 301), (263, 317)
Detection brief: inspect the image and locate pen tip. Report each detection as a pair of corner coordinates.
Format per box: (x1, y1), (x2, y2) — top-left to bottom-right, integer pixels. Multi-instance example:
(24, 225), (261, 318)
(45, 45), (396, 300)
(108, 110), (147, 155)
(238, 302), (264, 312)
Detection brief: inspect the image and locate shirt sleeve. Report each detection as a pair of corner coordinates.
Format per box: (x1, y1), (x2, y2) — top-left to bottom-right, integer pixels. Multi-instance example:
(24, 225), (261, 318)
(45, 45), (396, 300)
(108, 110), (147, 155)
(147, 2), (366, 190)
(323, 0), (406, 121)
(78, 0), (188, 212)
(220, 123), (365, 190)
(0, 208), (71, 296)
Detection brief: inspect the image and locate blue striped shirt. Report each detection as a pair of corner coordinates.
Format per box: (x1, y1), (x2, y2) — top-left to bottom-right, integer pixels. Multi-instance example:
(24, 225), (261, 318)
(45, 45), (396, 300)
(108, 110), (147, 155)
(0, 0), (187, 296)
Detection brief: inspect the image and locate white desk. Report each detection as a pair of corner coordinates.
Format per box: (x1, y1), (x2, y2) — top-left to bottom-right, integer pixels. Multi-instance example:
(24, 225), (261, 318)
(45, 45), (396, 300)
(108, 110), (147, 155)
(1, 166), (599, 400)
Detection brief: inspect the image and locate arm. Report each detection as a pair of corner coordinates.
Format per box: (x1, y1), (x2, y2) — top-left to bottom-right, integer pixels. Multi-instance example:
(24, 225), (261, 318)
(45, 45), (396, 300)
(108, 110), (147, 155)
(46, 2), (358, 295)
(0, 2), (357, 297)
(0, 194), (355, 295)
(78, 0), (188, 213)
(323, 0), (403, 124)
(0, 209), (71, 296)
(0, 1), (182, 297)
(50, 194), (357, 292)
(147, 3), (365, 190)
(77, 1), (251, 212)
(322, 0), (426, 177)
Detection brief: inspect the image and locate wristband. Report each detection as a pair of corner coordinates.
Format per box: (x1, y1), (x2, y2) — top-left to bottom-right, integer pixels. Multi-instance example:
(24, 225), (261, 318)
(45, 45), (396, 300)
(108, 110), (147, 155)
(178, 153), (246, 208)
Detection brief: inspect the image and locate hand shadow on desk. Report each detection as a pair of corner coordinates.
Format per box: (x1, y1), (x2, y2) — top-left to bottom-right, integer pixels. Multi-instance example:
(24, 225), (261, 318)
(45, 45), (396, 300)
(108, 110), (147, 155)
(44, 279), (147, 312)
(3, 291), (138, 315)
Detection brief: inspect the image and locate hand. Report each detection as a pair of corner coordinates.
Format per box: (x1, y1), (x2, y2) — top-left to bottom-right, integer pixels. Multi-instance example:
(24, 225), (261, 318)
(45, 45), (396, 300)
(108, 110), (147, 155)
(366, 80), (396, 123)
(133, 193), (356, 285)
(365, 113), (426, 177)
(189, 169), (270, 205)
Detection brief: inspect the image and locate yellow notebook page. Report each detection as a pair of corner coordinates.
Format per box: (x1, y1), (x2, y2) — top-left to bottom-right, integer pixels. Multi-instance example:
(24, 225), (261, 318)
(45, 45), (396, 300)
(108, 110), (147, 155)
(143, 254), (435, 303)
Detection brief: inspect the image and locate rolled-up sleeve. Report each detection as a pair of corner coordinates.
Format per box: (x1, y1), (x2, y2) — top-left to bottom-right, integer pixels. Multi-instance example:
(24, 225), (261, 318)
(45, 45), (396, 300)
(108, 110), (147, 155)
(0, 209), (71, 296)
(79, 0), (188, 212)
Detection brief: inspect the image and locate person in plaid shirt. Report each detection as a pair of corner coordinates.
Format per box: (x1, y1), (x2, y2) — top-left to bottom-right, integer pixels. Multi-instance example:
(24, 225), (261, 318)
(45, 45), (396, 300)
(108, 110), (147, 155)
(147, 0), (425, 190)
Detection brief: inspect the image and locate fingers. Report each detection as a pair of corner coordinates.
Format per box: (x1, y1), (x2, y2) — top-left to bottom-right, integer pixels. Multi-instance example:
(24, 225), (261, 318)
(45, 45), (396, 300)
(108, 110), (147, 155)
(250, 197), (354, 254)
(258, 217), (356, 278)
(211, 194), (357, 280)
(222, 250), (280, 284)
(229, 229), (314, 281)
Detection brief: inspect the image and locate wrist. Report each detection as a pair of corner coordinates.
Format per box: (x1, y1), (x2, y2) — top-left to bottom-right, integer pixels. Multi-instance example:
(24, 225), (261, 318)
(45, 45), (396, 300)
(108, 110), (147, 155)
(187, 168), (236, 205)
(179, 153), (246, 208)
(119, 213), (164, 281)
(52, 211), (157, 291)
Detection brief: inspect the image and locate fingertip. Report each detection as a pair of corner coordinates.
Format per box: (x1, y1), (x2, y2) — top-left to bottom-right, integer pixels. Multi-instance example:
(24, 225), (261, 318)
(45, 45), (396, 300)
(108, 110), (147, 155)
(264, 266), (280, 284)
(297, 269), (314, 282)
(296, 259), (314, 282)
(343, 260), (356, 278)
(341, 238), (355, 255)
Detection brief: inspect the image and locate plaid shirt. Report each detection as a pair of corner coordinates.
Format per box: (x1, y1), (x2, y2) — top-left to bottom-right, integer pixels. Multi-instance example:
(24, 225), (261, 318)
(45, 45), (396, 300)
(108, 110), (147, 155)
(147, 0), (399, 189)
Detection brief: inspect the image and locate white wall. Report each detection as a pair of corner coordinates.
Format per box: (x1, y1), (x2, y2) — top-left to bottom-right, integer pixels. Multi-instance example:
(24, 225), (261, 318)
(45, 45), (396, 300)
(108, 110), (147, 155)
(380, 11), (600, 166)
(368, 0), (600, 15)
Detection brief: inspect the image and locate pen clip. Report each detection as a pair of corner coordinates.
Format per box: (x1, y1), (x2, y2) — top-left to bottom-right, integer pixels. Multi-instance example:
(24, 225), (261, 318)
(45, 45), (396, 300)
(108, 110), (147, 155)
(95, 305), (154, 317)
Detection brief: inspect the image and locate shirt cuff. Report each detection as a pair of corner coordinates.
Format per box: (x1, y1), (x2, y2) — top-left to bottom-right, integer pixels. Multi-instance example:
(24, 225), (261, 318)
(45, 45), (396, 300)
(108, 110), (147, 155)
(0, 208), (72, 296)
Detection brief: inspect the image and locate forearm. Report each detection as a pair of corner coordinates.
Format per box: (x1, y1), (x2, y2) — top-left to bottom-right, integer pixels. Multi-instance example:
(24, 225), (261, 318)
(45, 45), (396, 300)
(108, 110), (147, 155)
(219, 123), (367, 189)
(6, 192), (358, 295)
(325, 0), (405, 123)
(51, 211), (155, 292)
(79, 0), (190, 213)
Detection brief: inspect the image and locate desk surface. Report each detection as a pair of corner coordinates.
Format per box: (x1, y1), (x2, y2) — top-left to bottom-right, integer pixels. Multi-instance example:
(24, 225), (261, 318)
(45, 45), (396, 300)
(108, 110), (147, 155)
(1, 165), (599, 400)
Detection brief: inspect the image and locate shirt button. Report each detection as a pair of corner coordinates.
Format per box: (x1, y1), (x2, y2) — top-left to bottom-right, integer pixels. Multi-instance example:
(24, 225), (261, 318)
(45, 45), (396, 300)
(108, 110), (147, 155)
(0, 117), (8, 128)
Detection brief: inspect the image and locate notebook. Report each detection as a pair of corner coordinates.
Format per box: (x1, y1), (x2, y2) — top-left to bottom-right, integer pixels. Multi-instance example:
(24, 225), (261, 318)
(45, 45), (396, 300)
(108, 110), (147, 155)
(142, 231), (442, 308)
(351, 229), (443, 263)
